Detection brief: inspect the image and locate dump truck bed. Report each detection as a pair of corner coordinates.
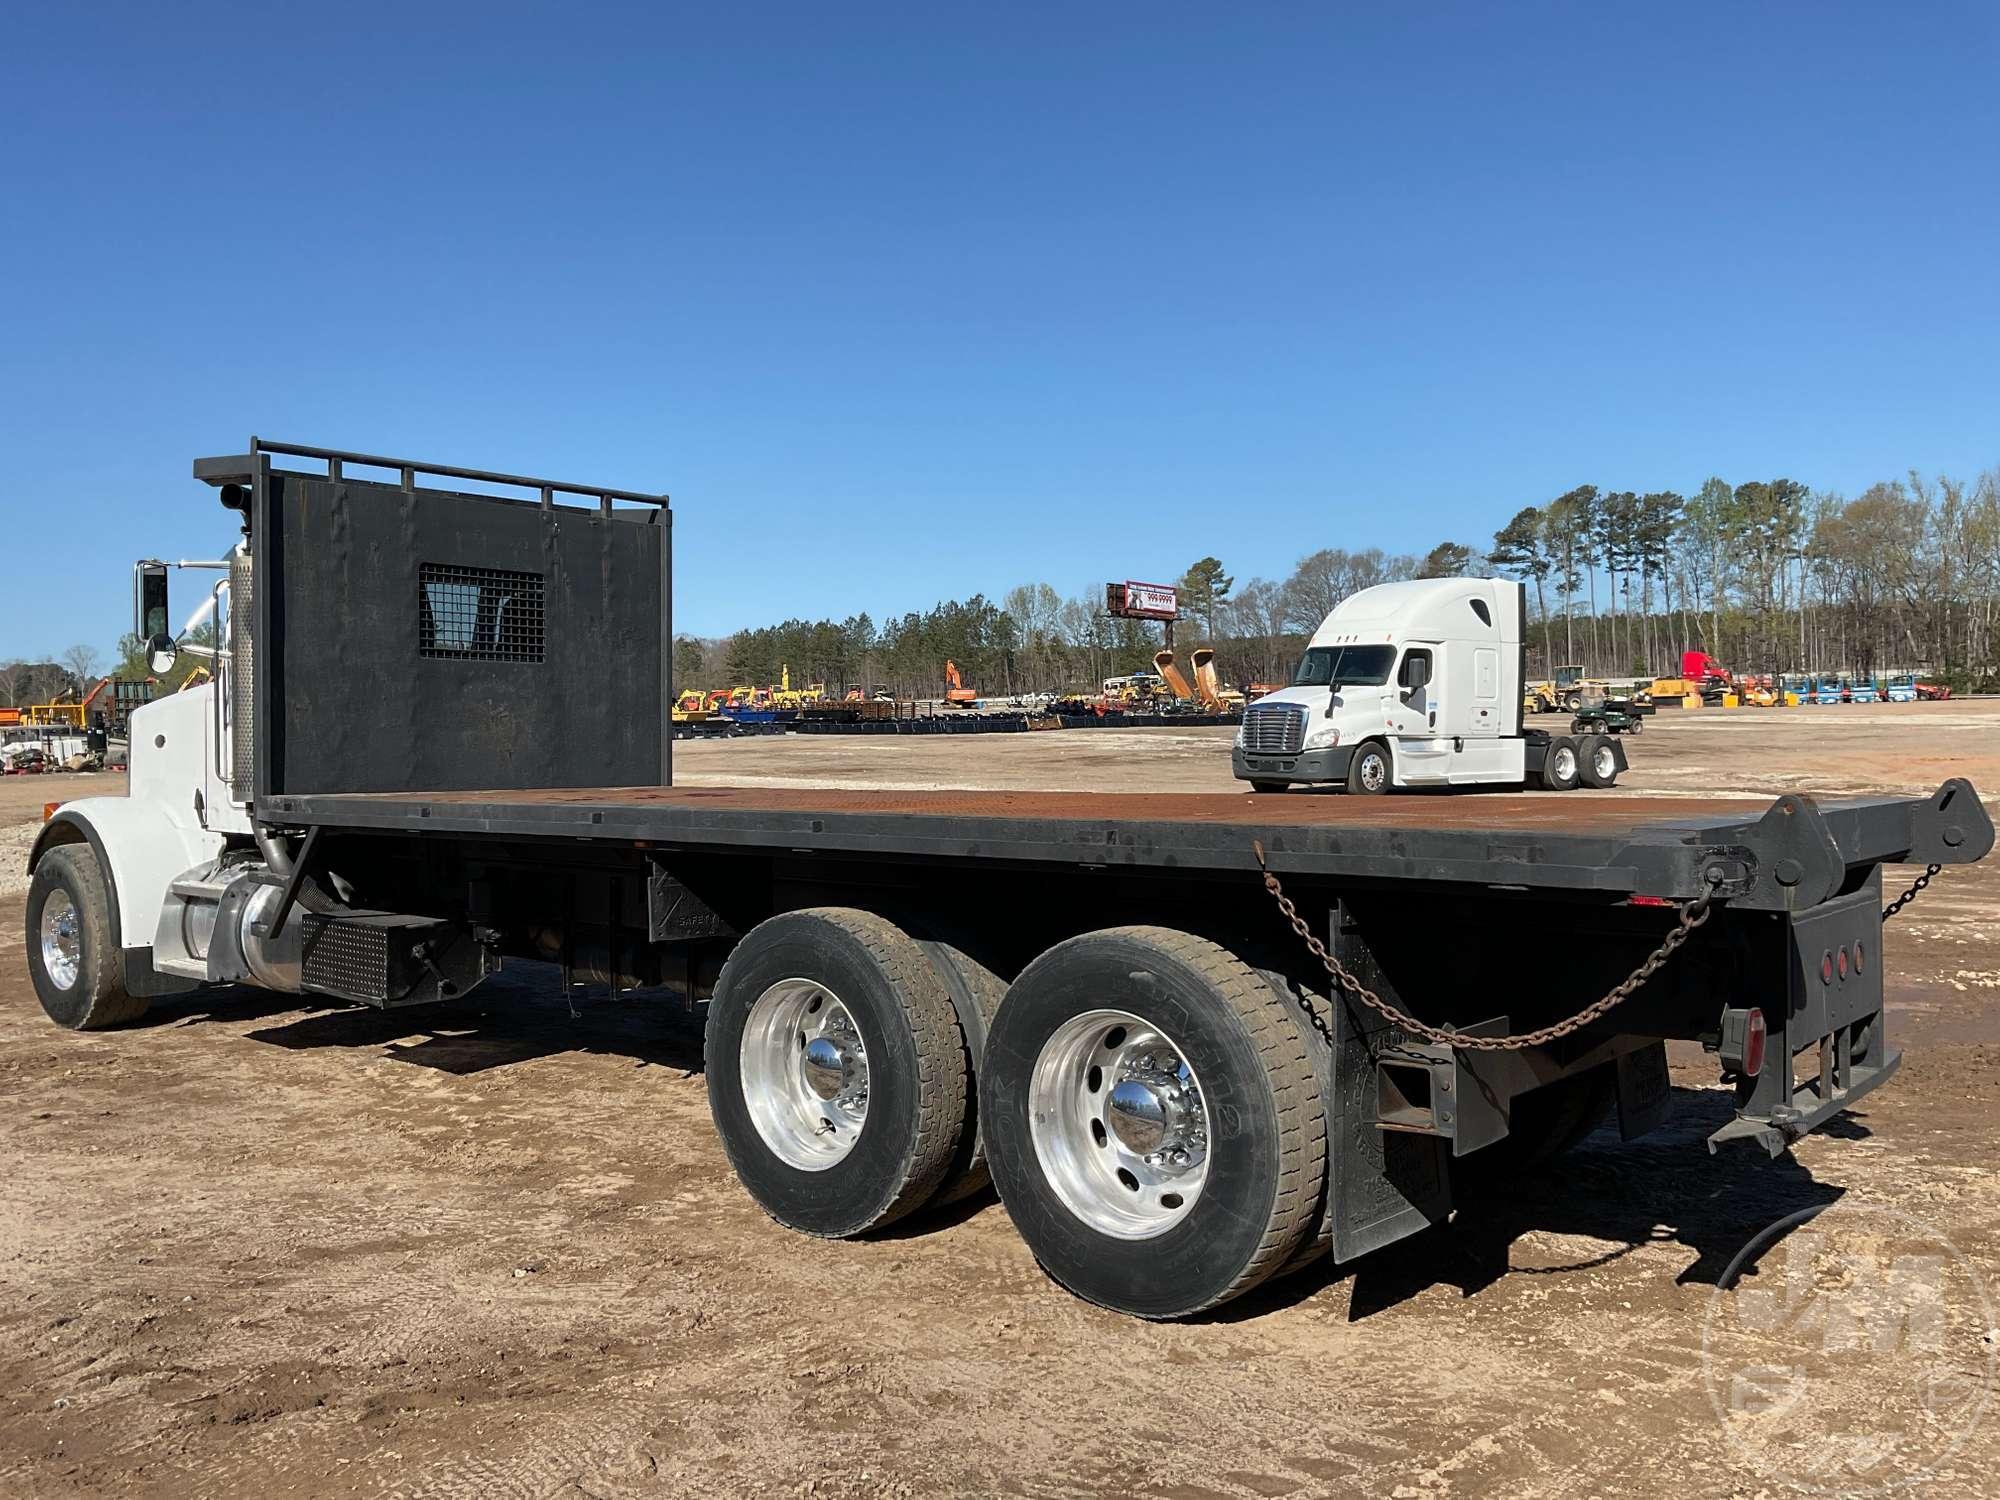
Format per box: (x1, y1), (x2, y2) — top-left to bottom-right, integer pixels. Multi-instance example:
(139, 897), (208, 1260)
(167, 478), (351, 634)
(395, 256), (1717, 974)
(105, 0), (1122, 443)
(264, 781), (1988, 910)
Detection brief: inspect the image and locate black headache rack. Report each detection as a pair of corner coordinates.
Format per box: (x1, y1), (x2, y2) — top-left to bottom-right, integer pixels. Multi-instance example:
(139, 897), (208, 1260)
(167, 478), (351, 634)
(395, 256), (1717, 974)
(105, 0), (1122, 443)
(194, 438), (672, 804)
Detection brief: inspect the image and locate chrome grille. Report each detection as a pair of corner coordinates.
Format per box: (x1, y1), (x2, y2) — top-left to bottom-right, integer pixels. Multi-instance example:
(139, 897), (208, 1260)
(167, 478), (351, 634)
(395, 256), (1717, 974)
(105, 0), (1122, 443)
(1241, 702), (1306, 756)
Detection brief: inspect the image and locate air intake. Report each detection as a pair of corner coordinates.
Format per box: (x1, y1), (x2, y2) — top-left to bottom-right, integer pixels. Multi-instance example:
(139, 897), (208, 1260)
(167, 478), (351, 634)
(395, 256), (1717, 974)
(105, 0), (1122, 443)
(228, 547), (255, 801)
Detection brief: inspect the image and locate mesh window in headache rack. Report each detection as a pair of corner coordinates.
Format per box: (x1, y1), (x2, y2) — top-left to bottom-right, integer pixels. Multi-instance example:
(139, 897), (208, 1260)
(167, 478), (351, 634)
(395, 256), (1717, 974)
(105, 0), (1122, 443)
(417, 563), (545, 663)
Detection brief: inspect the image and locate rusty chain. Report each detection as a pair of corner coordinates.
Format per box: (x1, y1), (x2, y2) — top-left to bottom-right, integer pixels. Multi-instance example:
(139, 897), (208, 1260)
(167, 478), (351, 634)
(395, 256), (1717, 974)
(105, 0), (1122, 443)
(1250, 839), (1716, 1052)
(1882, 863), (1941, 922)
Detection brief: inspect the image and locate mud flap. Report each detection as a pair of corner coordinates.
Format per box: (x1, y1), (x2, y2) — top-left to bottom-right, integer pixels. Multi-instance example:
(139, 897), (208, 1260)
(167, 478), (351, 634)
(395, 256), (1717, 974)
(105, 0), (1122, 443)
(1329, 987), (1454, 1261)
(1312, 898), (1454, 1261)
(1615, 1041), (1671, 1140)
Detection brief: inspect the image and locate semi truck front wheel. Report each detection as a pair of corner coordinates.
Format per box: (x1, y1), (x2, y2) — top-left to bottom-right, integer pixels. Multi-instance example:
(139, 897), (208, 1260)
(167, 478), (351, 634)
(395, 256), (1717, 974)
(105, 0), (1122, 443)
(1348, 741), (1391, 794)
(706, 908), (969, 1238)
(981, 927), (1326, 1318)
(25, 844), (148, 1030)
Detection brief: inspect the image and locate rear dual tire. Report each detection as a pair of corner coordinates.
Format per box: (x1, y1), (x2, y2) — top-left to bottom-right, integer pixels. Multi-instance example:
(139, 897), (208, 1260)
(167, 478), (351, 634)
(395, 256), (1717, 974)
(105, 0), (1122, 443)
(706, 909), (970, 1237)
(981, 928), (1327, 1319)
(1540, 736), (1581, 791)
(1578, 734), (1620, 789)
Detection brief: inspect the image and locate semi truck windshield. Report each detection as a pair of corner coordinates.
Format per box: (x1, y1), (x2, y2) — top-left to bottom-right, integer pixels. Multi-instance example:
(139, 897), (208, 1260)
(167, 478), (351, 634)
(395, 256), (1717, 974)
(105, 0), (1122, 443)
(1292, 645), (1396, 688)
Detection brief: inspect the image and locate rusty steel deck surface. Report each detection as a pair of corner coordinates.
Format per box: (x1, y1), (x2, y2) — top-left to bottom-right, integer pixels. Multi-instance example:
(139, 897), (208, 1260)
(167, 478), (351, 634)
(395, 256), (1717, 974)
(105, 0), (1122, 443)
(296, 785), (1770, 834)
(267, 781), (1963, 902)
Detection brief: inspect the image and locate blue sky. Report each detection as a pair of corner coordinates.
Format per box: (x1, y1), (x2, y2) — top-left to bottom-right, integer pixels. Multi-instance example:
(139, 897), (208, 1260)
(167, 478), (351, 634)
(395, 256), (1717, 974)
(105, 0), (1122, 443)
(3, 2), (1994, 660)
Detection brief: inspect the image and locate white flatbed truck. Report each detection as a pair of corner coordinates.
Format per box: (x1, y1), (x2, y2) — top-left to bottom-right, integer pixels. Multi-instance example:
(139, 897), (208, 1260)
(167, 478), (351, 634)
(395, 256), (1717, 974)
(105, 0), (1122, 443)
(23, 440), (1993, 1319)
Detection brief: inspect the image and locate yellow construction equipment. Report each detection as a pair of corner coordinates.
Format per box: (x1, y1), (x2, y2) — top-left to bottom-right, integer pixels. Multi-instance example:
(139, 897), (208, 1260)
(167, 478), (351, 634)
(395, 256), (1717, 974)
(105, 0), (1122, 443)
(1152, 650), (1196, 703)
(1524, 663), (1604, 715)
(1155, 648), (1243, 711)
(1189, 648), (1244, 710)
(771, 665), (827, 709)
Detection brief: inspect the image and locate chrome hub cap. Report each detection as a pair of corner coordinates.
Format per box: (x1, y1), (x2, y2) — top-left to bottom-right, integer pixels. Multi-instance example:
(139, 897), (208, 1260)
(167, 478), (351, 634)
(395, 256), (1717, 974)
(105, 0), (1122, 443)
(1592, 744), (1616, 779)
(1028, 1009), (1210, 1239)
(1555, 746), (1578, 780)
(1359, 752), (1387, 792)
(740, 979), (870, 1170)
(40, 890), (80, 992)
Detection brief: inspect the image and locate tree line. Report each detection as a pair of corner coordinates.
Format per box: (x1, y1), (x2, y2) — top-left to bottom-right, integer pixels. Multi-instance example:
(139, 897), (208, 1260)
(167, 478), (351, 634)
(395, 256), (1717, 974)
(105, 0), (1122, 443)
(1489, 472), (2000, 687)
(681, 464), (2000, 699)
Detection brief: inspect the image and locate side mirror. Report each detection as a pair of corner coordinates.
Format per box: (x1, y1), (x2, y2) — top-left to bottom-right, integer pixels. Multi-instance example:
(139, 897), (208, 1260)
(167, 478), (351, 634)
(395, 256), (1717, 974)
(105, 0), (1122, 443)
(147, 634), (178, 676)
(1402, 657), (1429, 691)
(134, 561), (169, 644)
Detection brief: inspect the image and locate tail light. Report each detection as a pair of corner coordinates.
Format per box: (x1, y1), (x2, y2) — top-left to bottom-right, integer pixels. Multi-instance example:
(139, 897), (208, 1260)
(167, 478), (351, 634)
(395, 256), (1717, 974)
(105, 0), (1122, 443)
(1719, 1007), (1766, 1078)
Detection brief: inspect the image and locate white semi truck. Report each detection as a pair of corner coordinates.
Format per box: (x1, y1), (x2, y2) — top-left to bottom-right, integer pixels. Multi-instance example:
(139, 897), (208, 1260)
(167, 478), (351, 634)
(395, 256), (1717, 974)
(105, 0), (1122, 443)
(1233, 576), (1625, 794)
(22, 440), (1992, 1321)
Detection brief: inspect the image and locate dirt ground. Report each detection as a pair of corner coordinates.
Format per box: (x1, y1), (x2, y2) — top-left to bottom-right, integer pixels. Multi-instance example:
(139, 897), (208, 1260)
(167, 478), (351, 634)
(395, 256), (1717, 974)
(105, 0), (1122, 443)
(3, 705), (1998, 1498)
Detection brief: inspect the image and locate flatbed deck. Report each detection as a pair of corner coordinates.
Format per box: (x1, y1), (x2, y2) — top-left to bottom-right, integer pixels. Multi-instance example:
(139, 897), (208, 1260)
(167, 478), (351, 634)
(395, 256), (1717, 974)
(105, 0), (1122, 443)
(266, 782), (1985, 908)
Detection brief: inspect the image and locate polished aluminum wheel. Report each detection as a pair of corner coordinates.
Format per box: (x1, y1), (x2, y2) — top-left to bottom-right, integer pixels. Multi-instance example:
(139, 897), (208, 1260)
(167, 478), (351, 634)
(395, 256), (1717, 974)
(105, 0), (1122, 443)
(1357, 749), (1388, 792)
(1027, 1009), (1210, 1239)
(740, 978), (870, 1170)
(40, 889), (80, 992)
(1553, 744), (1578, 782)
(1590, 742), (1617, 782)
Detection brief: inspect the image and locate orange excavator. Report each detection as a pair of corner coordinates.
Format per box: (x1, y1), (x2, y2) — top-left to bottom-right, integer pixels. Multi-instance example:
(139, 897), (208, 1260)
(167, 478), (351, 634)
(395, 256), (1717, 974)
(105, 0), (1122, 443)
(943, 660), (978, 708)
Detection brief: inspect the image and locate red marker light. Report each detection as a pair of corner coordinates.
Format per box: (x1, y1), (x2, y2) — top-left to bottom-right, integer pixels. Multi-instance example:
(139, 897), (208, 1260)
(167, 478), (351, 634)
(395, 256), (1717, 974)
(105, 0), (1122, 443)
(1837, 947), (1850, 980)
(1821, 951), (1835, 985)
(1854, 940), (1865, 973)
(1718, 1006), (1766, 1078)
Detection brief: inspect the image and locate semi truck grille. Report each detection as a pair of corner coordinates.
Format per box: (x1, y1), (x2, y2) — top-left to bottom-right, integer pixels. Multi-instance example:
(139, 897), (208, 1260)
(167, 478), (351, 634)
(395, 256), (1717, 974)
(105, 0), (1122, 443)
(1241, 702), (1307, 756)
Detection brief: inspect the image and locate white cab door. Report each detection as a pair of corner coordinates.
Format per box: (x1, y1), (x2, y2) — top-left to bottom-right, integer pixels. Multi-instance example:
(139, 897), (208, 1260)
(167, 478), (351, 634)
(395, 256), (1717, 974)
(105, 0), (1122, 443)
(1387, 645), (1450, 785)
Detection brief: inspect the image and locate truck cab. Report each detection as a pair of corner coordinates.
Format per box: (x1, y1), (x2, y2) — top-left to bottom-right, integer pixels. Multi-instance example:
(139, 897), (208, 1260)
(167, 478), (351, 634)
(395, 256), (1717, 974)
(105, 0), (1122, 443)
(1233, 577), (1594, 792)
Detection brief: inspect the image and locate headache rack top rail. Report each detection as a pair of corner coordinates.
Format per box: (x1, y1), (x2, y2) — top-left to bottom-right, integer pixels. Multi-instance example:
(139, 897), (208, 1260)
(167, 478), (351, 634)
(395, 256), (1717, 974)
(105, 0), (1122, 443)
(194, 437), (669, 518)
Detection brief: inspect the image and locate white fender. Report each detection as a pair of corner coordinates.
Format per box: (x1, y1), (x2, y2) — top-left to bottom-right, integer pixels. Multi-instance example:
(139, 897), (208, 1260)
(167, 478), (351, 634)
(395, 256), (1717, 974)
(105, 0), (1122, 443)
(31, 689), (228, 950)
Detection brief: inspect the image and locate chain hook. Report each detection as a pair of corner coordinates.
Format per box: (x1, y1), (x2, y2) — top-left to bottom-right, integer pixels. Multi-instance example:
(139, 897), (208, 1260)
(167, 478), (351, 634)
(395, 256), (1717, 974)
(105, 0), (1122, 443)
(1251, 840), (1716, 1052)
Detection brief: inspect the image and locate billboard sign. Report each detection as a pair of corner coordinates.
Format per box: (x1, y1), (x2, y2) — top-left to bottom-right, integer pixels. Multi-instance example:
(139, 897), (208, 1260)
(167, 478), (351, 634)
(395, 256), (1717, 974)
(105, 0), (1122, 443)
(1106, 580), (1178, 621)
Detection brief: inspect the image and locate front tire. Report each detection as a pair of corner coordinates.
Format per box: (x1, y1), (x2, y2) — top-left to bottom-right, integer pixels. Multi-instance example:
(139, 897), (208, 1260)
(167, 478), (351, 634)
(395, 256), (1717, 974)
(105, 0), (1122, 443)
(706, 909), (968, 1237)
(1347, 741), (1391, 795)
(26, 844), (147, 1030)
(981, 928), (1326, 1318)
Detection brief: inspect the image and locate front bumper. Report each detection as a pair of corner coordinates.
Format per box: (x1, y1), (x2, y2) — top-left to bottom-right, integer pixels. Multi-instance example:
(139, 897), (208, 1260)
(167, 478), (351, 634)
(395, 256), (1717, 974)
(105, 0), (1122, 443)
(1233, 744), (1354, 784)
